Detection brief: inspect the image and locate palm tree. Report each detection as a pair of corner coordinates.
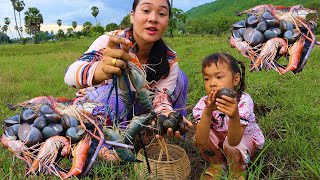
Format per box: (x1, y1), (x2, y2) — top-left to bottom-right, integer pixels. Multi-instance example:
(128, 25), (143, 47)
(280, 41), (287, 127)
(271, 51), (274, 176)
(4, 17), (11, 26)
(82, 21), (92, 35)
(13, 25), (19, 38)
(2, 25), (8, 34)
(66, 27), (74, 37)
(91, 6), (99, 25)
(24, 7), (43, 35)
(4, 17), (12, 37)
(15, 0), (25, 38)
(72, 21), (77, 31)
(57, 19), (62, 29)
(10, 0), (22, 38)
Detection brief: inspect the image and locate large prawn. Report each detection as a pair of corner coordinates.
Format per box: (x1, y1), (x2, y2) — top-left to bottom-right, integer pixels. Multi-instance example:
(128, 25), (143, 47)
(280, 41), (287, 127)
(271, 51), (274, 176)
(278, 36), (305, 74)
(252, 37), (287, 71)
(103, 124), (144, 163)
(230, 36), (260, 63)
(119, 61), (154, 113)
(8, 96), (73, 112)
(1, 134), (35, 167)
(27, 136), (70, 176)
(58, 134), (91, 179)
(238, 4), (274, 16)
(271, 5), (317, 26)
(238, 4), (295, 16)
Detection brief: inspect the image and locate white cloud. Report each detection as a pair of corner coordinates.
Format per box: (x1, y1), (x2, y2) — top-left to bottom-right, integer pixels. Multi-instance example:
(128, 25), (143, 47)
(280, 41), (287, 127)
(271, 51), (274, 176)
(1, 0), (216, 39)
(41, 24), (83, 34)
(4, 24), (83, 39)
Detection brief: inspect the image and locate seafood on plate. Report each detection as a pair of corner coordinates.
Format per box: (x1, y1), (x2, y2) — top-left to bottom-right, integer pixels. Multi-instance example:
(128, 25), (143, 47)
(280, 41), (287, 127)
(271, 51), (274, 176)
(230, 4), (319, 74)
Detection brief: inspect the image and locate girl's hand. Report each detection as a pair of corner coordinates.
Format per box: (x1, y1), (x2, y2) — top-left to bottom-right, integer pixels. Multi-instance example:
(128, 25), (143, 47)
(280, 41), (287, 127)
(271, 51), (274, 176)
(204, 90), (218, 112)
(93, 35), (132, 84)
(215, 95), (239, 119)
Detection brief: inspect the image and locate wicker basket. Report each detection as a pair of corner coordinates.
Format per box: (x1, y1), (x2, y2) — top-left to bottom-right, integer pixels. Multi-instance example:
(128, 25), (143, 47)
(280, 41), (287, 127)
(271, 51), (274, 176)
(135, 139), (191, 180)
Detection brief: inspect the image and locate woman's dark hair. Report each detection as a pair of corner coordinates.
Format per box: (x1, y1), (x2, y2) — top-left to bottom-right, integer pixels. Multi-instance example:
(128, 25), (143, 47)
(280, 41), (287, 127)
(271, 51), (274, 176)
(202, 53), (246, 101)
(130, 0), (172, 82)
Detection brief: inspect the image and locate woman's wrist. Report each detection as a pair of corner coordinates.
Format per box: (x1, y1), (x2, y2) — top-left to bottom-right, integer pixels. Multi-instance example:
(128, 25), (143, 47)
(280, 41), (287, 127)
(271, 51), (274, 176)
(92, 62), (105, 85)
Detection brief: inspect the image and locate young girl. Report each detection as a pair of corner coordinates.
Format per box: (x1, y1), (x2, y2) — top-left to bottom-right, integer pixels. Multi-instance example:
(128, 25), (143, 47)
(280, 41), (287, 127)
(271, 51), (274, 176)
(193, 53), (265, 179)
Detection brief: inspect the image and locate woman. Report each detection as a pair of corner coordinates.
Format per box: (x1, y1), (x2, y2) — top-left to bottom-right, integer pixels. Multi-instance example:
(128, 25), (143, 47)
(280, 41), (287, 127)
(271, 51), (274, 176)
(64, 0), (191, 138)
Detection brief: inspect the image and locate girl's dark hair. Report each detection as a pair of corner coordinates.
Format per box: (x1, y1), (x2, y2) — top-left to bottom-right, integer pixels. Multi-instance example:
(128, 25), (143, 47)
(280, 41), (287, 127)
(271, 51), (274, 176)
(202, 53), (246, 101)
(130, 0), (172, 82)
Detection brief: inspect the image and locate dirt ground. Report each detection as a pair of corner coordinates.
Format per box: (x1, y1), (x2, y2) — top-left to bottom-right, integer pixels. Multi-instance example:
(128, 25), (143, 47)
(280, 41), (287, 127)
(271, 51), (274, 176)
(170, 104), (269, 179)
(170, 125), (208, 180)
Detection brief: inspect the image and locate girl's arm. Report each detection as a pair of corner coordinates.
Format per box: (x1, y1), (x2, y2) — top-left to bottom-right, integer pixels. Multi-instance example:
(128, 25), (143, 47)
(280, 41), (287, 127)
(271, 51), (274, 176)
(195, 108), (213, 145)
(216, 95), (245, 146)
(195, 91), (217, 145)
(226, 113), (245, 146)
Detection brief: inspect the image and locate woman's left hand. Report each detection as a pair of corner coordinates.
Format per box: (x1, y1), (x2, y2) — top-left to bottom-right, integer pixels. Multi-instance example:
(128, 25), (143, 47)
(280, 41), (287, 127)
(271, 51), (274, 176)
(155, 111), (193, 139)
(215, 95), (239, 119)
(167, 116), (193, 139)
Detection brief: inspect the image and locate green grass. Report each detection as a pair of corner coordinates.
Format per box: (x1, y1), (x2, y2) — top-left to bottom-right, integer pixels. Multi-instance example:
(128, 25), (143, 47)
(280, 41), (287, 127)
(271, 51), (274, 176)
(1, 35), (320, 179)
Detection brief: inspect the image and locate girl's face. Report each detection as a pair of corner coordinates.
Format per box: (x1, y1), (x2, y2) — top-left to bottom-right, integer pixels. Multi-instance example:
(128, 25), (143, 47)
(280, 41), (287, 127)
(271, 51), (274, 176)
(203, 60), (240, 96)
(130, 0), (170, 44)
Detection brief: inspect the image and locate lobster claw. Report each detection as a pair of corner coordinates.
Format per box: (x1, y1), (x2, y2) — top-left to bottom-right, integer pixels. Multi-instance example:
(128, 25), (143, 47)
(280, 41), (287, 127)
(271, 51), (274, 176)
(116, 148), (142, 163)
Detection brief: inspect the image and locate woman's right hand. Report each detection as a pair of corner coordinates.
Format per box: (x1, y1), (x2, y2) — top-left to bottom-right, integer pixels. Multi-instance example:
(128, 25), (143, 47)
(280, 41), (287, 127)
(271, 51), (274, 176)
(92, 35), (132, 85)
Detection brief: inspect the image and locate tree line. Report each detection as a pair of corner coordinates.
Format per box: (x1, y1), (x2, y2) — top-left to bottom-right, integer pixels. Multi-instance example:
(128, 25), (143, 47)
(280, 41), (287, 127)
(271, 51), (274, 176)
(1, 1), (319, 44)
(0, 2), (189, 44)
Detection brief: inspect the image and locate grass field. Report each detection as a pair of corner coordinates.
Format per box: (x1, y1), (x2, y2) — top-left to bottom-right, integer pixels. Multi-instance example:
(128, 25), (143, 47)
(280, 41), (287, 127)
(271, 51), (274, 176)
(0, 34), (320, 179)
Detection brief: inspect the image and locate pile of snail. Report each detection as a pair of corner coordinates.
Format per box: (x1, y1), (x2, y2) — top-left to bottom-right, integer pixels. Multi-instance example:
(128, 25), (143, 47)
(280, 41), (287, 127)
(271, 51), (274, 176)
(1, 95), (191, 179)
(153, 111), (189, 136)
(1, 99), (101, 179)
(3, 104), (85, 147)
(230, 4), (319, 74)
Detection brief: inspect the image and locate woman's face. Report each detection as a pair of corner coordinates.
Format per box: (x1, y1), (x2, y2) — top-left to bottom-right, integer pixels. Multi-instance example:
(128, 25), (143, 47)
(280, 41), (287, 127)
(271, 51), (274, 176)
(130, 0), (170, 43)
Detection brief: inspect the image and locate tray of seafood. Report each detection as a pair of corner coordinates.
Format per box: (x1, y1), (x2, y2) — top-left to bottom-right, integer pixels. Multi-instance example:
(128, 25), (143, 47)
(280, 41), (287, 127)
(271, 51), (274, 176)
(230, 4), (319, 74)
(1, 95), (189, 179)
(1, 96), (112, 179)
(1, 62), (189, 179)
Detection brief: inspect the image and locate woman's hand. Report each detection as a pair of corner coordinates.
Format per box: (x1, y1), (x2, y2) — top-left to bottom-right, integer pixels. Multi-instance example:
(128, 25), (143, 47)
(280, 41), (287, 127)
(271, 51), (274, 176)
(155, 111), (193, 139)
(92, 35), (132, 85)
(166, 116), (193, 139)
(215, 95), (239, 119)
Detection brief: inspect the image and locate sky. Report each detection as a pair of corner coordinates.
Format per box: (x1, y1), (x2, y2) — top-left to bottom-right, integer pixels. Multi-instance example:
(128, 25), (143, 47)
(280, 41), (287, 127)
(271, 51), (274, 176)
(0, 0), (215, 39)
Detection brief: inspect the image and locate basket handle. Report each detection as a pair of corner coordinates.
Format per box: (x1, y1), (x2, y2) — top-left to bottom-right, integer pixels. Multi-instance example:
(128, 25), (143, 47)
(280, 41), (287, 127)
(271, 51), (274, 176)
(157, 138), (171, 161)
